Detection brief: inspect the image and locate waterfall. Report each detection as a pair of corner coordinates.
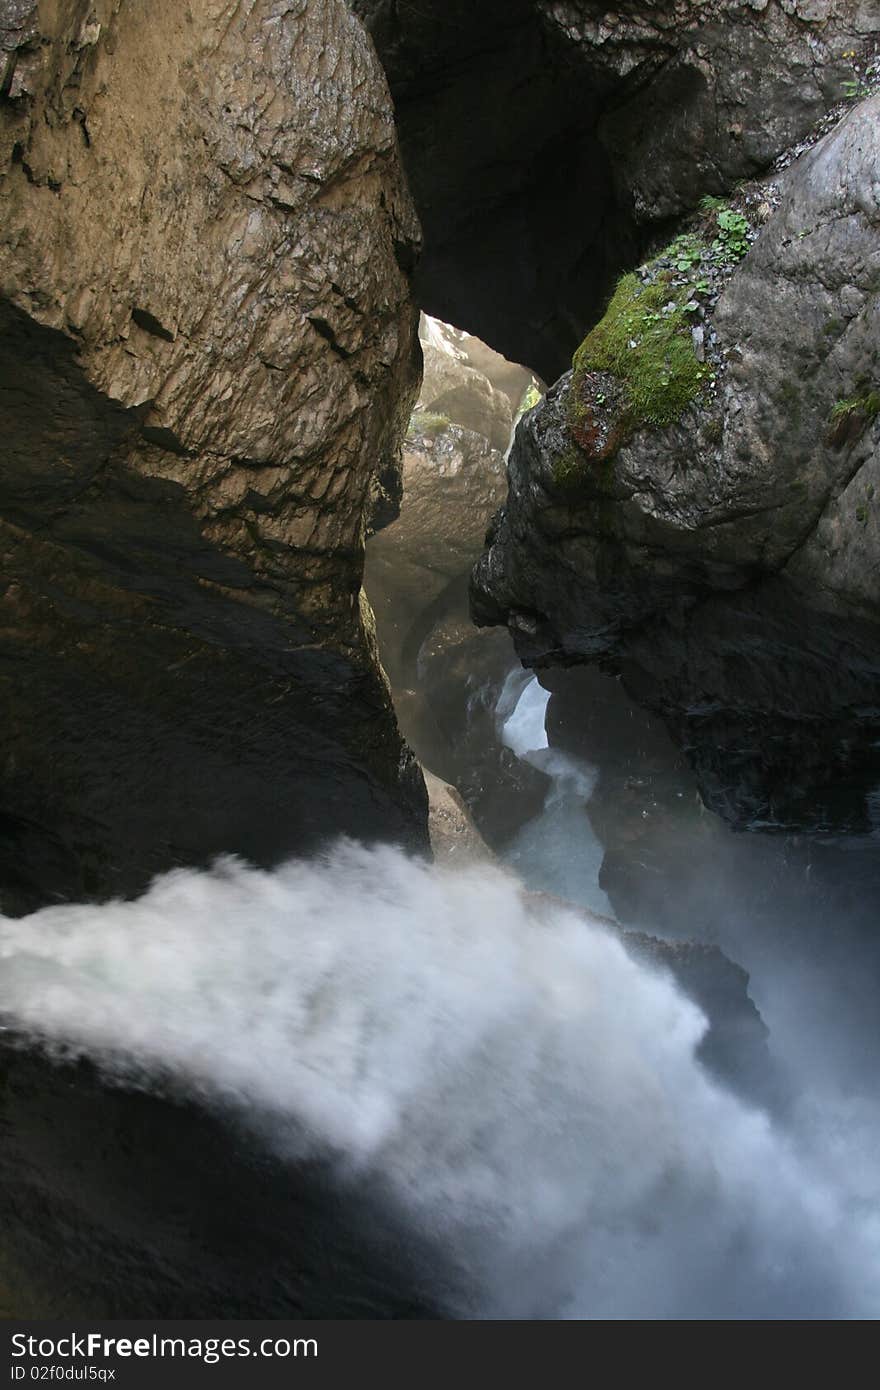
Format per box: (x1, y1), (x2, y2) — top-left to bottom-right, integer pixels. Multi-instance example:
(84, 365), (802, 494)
(499, 673), (613, 918)
(2, 841), (878, 1318)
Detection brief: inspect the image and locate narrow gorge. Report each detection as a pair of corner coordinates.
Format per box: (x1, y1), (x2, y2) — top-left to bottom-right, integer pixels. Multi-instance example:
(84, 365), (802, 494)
(1, 0), (879, 1321)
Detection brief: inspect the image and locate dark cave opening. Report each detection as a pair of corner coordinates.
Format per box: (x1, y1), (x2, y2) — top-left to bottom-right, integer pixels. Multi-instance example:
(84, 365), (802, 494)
(354, 0), (643, 382)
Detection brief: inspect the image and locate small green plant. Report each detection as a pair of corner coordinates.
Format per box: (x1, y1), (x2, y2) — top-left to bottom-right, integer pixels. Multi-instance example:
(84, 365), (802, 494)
(668, 232), (705, 273)
(829, 391), (880, 422)
(667, 205), (751, 274)
(842, 77), (870, 99)
(712, 209), (750, 264)
(705, 416), (724, 445)
(826, 389), (880, 447)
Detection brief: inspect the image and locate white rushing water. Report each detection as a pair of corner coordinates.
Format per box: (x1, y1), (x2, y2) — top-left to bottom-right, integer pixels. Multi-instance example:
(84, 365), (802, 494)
(500, 673), (613, 918)
(2, 840), (879, 1319)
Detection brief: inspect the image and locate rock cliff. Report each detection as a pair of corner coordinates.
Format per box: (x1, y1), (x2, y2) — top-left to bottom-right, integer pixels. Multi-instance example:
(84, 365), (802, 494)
(0, 0), (428, 913)
(473, 93), (880, 831)
(365, 317), (547, 840)
(0, 0), (444, 1321)
(354, 0), (875, 379)
(0, 0), (839, 1319)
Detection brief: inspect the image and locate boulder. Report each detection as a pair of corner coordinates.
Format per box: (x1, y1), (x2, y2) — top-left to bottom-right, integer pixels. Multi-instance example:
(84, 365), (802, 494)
(473, 95), (880, 831)
(353, 0), (875, 378)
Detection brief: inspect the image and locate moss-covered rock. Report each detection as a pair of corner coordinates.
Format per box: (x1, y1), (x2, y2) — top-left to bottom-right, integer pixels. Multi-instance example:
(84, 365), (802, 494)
(564, 198), (760, 474)
(408, 410), (452, 438)
(472, 94), (880, 834)
(569, 272), (708, 444)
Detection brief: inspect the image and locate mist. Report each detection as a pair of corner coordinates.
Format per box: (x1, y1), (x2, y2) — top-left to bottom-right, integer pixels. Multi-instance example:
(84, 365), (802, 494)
(2, 841), (878, 1319)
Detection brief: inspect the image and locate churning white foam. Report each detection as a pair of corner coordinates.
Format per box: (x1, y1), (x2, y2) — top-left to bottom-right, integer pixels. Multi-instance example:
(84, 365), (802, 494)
(500, 674), (612, 918)
(1, 841), (877, 1318)
(500, 669), (550, 758)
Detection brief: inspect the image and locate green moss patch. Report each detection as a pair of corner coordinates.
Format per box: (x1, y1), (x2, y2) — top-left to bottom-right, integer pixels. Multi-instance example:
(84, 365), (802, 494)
(407, 410), (450, 438)
(571, 272), (708, 434)
(560, 198), (756, 484)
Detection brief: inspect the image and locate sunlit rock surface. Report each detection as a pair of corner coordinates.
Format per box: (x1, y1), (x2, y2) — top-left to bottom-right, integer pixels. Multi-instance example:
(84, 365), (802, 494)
(0, 0), (427, 912)
(365, 317), (548, 841)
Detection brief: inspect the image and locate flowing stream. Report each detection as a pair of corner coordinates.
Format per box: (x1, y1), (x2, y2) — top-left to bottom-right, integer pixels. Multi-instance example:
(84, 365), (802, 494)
(497, 671), (612, 918)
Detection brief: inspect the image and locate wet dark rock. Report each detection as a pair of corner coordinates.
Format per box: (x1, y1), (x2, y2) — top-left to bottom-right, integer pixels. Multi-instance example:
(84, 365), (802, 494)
(472, 96), (880, 832)
(0, 1040), (444, 1317)
(414, 610), (552, 848)
(353, 0), (873, 378)
(542, 667), (880, 1006)
(624, 931), (772, 1105)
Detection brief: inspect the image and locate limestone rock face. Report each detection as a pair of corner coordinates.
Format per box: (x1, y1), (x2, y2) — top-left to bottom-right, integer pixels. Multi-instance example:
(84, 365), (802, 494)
(353, 0), (875, 378)
(425, 770), (495, 866)
(365, 320), (550, 847)
(365, 316), (528, 694)
(543, 0), (878, 220)
(365, 328), (511, 722)
(473, 96), (880, 832)
(418, 314), (535, 452)
(0, 0), (427, 912)
(366, 415), (521, 815)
